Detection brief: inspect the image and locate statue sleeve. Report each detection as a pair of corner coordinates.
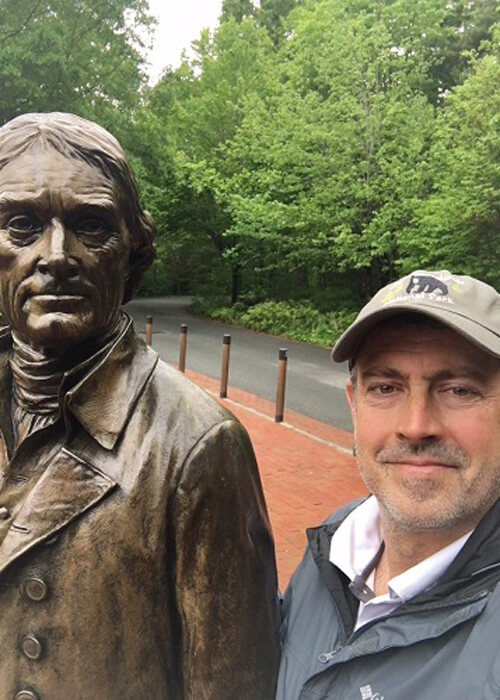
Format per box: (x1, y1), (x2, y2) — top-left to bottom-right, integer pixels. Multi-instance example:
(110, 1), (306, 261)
(173, 418), (280, 699)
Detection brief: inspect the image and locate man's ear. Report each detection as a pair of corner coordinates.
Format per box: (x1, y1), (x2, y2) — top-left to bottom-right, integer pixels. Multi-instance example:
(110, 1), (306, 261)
(346, 380), (356, 420)
(346, 380), (357, 457)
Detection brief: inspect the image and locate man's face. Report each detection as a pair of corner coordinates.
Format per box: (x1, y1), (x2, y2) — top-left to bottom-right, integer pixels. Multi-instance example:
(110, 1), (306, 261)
(346, 323), (500, 537)
(0, 145), (131, 352)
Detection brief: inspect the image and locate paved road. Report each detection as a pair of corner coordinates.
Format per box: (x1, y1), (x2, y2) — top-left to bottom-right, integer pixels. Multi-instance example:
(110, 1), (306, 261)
(126, 296), (353, 431)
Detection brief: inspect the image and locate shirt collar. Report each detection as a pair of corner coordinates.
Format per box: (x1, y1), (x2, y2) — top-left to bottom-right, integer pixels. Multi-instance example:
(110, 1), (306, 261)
(330, 495), (472, 604)
(388, 531), (472, 602)
(329, 495), (382, 584)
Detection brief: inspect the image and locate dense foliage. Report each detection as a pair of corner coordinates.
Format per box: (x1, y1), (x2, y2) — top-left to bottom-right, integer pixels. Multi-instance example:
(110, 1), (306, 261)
(0, 0), (154, 145)
(2, 0), (500, 343)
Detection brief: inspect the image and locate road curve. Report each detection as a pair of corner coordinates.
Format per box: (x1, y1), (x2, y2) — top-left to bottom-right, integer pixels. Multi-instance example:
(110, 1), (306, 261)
(126, 296), (353, 432)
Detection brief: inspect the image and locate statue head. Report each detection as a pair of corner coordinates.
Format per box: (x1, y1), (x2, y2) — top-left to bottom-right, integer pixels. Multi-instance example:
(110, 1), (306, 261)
(0, 112), (156, 352)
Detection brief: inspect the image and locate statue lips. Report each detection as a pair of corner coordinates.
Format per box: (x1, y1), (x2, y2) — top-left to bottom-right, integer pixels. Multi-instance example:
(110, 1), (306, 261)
(21, 282), (92, 314)
(29, 294), (88, 313)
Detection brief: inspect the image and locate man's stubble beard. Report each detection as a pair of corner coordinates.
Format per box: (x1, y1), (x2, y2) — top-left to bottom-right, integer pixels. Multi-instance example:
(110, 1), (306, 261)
(356, 441), (500, 531)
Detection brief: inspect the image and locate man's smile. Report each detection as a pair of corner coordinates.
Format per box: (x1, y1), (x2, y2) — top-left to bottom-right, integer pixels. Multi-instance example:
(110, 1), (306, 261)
(383, 460), (459, 478)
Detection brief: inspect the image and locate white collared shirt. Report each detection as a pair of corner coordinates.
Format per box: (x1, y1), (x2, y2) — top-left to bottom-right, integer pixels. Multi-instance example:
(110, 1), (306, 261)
(329, 496), (472, 631)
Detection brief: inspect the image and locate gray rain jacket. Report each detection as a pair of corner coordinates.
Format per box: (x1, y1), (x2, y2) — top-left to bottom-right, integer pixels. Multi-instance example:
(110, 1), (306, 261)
(276, 498), (500, 700)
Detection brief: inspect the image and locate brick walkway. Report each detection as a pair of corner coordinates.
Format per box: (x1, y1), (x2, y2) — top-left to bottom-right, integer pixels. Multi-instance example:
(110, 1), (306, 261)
(185, 369), (368, 590)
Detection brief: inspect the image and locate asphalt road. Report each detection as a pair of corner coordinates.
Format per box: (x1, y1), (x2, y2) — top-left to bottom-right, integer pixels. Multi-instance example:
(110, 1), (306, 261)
(126, 296), (353, 432)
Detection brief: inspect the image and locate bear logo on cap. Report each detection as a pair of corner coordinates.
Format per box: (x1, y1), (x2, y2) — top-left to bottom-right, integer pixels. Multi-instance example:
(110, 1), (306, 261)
(405, 275), (448, 296)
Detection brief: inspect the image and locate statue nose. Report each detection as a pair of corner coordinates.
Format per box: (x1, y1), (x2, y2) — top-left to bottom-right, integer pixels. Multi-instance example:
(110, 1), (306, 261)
(37, 219), (79, 277)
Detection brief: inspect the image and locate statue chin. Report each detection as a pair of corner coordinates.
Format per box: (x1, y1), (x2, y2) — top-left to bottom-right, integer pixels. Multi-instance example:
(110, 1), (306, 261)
(14, 309), (104, 355)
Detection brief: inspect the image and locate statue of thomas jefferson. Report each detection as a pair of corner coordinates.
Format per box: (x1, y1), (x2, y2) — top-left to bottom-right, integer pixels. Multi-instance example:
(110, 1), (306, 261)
(0, 112), (279, 700)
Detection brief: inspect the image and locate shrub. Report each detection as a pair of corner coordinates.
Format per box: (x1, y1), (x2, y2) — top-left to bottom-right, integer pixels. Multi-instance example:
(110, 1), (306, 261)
(191, 297), (357, 347)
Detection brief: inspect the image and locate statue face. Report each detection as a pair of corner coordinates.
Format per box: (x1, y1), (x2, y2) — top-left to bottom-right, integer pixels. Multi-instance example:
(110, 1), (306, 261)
(0, 145), (131, 352)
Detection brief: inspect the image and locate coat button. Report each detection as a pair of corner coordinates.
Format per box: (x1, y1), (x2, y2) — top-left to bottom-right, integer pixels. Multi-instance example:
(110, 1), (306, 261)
(23, 578), (48, 602)
(14, 691), (39, 700)
(21, 635), (43, 660)
(0, 506), (9, 519)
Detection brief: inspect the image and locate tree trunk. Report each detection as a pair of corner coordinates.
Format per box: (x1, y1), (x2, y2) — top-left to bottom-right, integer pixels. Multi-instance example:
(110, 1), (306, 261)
(231, 265), (241, 304)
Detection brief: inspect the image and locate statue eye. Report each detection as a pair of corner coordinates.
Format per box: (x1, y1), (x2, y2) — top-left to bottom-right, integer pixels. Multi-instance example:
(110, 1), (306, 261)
(8, 214), (43, 235)
(74, 217), (111, 236)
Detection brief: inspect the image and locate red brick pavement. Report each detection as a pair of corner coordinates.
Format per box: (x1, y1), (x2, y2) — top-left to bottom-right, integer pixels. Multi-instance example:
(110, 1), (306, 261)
(185, 369), (368, 589)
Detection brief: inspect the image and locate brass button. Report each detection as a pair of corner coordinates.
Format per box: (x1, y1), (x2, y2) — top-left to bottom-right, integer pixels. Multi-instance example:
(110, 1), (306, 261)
(0, 506), (10, 519)
(14, 691), (39, 700)
(21, 635), (43, 660)
(24, 578), (48, 602)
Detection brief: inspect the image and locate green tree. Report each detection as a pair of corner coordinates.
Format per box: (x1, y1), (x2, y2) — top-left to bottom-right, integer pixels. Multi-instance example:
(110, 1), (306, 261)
(142, 18), (275, 298)
(402, 29), (500, 287)
(220, 0), (436, 299)
(221, 0), (256, 23)
(427, 0), (499, 100)
(136, 0), (500, 310)
(0, 0), (153, 125)
(257, 0), (301, 45)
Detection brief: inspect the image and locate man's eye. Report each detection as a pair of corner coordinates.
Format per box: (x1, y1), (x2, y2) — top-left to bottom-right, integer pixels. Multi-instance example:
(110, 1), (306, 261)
(74, 217), (111, 235)
(436, 385), (482, 406)
(377, 384), (394, 393)
(7, 215), (43, 235)
(368, 384), (396, 395)
(447, 386), (478, 398)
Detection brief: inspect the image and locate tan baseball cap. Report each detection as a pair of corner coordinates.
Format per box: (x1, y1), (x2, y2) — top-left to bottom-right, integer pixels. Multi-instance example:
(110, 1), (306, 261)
(332, 270), (500, 362)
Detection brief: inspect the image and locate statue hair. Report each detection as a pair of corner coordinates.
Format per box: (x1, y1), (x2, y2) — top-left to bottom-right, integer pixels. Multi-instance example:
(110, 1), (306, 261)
(0, 112), (156, 303)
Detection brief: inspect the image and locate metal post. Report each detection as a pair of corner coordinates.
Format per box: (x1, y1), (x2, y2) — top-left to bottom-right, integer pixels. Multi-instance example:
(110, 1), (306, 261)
(178, 324), (188, 373)
(219, 334), (231, 398)
(145, 315), (153, 346)
(275, 348), (288, 423)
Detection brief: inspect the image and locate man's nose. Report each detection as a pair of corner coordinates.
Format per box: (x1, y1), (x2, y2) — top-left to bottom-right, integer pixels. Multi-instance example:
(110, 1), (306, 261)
(396, 390), (443, 443)
(37, 219), (79, 277)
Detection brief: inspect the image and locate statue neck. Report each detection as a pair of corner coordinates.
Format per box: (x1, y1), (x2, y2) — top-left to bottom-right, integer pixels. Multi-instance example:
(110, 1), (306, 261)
(9, 314), (127, 444)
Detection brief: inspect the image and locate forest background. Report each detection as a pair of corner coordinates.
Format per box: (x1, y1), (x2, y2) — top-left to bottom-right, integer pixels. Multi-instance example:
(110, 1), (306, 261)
(2, 0), (499, 345)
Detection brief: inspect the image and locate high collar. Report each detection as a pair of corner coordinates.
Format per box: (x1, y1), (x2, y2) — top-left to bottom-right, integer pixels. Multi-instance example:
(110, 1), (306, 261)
(0, 315), (158, 451)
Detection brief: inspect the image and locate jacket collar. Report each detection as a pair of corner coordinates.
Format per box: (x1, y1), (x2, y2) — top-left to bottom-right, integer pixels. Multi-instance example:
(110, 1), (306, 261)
(310, 496), (500, 601)
(62, 313), (158, 450)
(0, 313), (158, 452)
(436, 496), (500, 582)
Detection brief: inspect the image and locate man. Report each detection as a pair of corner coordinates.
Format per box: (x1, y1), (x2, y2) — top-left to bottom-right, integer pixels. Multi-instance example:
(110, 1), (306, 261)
(0, 112), (279, 700)
(277, 269), (500, 700)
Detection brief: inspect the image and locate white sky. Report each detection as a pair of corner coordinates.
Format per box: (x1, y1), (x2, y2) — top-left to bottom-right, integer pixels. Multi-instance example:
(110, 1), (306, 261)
(145, 0), (224, 82)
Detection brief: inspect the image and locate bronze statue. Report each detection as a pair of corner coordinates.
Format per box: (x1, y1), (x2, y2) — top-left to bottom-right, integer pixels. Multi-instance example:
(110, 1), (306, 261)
(0, 112), (279, 699)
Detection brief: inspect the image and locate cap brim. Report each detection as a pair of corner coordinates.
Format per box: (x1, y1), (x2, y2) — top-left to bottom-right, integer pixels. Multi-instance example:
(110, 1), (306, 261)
(332, 303), (500, 362)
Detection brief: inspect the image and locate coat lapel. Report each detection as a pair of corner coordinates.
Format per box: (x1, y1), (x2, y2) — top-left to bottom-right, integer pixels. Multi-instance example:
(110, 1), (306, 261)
(0, 314), (155, 575)
(0, 447), (116, 575)
(65, 316), (158, 450)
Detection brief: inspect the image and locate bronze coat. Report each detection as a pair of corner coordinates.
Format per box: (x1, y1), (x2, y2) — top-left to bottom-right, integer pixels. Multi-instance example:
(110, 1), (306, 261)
(0, 319), (279, 699)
